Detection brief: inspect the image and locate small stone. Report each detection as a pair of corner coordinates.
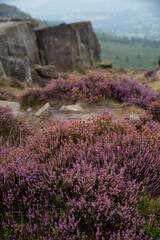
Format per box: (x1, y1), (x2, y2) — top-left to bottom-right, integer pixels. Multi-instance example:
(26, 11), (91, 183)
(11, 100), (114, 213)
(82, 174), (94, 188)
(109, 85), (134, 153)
(27, 107), (32, 112)
(99, 59), (112, 68)
(129, 114), (140, 120)
(60, 104), (83, 111)
(35, 65), (58, 79)
(35, 102), (50, 117)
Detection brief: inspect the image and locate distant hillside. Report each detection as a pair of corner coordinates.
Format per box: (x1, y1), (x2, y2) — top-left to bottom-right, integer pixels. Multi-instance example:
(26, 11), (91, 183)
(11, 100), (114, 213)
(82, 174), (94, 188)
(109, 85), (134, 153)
(97, 32), (160, 70)
(0, 3), (62, 27)
(0, 3), (31, 18)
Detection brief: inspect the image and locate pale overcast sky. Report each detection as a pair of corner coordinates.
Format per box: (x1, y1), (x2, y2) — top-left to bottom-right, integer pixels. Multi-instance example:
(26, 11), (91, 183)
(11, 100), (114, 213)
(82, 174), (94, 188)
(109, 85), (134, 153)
(0, 0), (159, 21)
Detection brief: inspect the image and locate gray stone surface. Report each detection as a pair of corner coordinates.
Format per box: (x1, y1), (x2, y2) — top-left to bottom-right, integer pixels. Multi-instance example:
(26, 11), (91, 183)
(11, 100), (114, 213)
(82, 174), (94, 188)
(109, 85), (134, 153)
(0, 55), (26, 81)
(0, 19), (101, 85)
(24, 56), (32, 82)
(35, 102), (51, 117)
(35, 65), (58, 79)
(0, 34), (8, 56)
(0, 19), (41, 83)
(0, 19), (40, 64)
(36, 23), (80, 71)
(31, 67), (48, 86)
(27, 107), (32, 112)
(0, 100), (20, 115)
(8, 42), (27, 57)
(36, 21), (101, 72)
(60, 104), (83, 111)
(0, 61), (6, 78)
(71, 21), (101, 68)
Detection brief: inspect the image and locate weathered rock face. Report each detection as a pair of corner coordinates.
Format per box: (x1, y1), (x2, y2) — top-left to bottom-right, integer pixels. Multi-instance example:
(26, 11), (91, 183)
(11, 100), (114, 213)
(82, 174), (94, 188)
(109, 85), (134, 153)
(70, 22), (101, 68)
(0, 18), (40, 82)
(36, 23), (80, 71)
(0, 61), (6, 78)
(0, 56), (26, 82)
(36, 21), (101, 72)
(0, 19), (40, 64)
(0, 17), (101, 84)
(8, 42), (27, 57)
(0, 34), (8, 56)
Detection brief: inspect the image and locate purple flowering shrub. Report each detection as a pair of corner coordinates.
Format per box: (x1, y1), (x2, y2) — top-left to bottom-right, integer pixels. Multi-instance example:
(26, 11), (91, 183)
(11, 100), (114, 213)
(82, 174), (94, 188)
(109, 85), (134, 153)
(19, 79), (74, 107)
(0, 89), (17, 101)
(68, 71), (115, 102)
(19, 72), (115, 107)
(45, 78), (73, 98)
(0, 106), (33, 145)
(113, 78), (158, 109)
(19, 88), (47, 107)
(0, 113), (160, 239)
(20, 73), (159, 112)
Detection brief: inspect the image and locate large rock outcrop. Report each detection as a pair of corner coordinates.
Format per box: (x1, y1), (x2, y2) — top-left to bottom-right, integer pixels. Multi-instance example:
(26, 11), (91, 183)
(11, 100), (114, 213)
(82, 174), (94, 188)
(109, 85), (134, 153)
(0, 17), (101, 84)
(36, 21), (101, 72)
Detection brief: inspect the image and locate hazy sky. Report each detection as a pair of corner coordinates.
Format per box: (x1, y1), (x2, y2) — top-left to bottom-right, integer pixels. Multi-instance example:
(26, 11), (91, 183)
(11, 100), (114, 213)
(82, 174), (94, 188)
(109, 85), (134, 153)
(1, 0), (159, 21)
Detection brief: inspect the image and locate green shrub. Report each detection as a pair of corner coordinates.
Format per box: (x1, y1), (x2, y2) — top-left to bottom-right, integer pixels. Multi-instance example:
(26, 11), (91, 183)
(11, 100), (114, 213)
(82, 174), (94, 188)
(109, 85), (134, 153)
(138, 189), (160, 239)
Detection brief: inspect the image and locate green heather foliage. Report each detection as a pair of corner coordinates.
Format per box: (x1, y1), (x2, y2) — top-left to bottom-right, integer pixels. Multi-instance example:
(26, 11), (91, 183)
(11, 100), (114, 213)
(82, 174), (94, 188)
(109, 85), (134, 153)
(138, 190), (160, 239)
(0, 113), (160, 239)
